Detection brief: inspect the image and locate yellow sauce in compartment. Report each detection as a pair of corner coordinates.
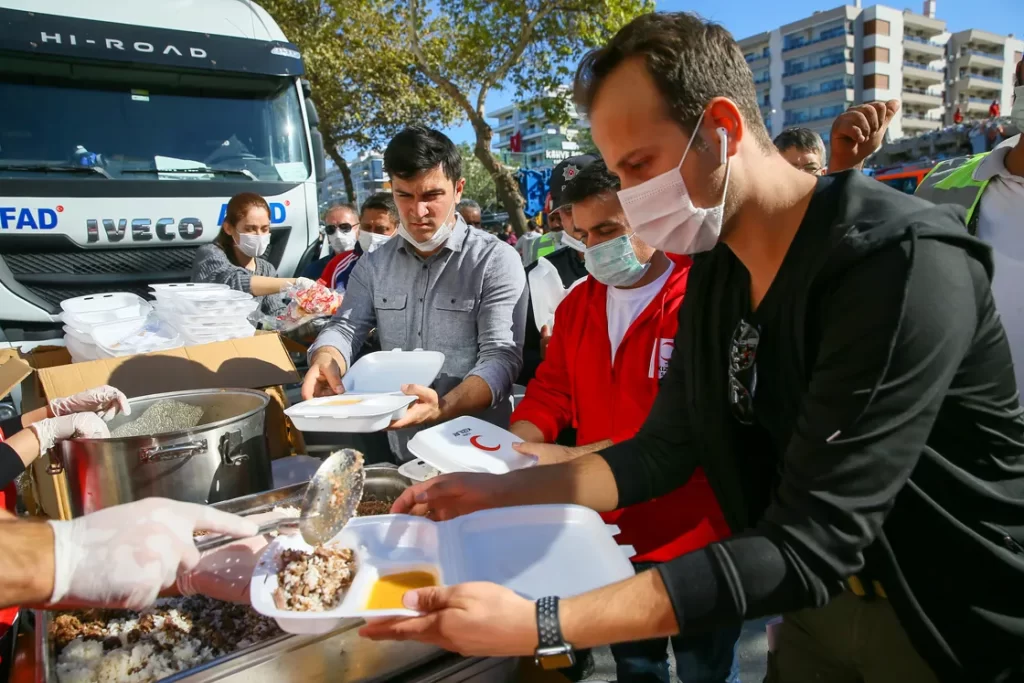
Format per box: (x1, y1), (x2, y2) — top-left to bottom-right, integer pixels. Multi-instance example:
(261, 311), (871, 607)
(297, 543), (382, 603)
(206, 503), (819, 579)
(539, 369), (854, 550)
(321, 398), (364, 406)
(365, 571), (438, 610)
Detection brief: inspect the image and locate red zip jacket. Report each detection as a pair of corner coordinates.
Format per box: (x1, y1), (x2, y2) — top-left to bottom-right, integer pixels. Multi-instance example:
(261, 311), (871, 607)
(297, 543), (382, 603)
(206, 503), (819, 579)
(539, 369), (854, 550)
(511, 254), (731, 563)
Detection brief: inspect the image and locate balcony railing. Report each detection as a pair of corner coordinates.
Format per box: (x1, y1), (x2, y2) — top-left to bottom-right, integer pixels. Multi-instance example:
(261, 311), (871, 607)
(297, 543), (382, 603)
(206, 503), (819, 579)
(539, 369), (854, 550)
(903, 113), (943, 121)
(754, 76), (772, 85)
(903, 61), (944, 72)
(968, 96), (998, 104)
(964, 48), (1003, 60)
(965, 73), (1004, 84)
(782, 28), (850, 52)
(904, 35), (943, 47)
(745, 52), (770, 63)
(784, 82), (851, 102)
(903, 86), (942, 96)
(783, 56), (847, 77)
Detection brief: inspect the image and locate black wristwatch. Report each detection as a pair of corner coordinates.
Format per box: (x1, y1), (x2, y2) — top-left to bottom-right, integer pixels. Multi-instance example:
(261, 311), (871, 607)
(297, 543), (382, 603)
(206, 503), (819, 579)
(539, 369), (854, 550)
(534, 596), (575, 670)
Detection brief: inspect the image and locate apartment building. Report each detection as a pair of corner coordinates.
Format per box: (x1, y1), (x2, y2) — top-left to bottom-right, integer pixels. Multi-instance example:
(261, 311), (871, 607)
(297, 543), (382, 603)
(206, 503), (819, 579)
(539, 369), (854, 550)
(741, 1), (1021, 144)
(489, 94), (588, 171)
(947, 29), (1024, 124)
(348, 152), (388, 211)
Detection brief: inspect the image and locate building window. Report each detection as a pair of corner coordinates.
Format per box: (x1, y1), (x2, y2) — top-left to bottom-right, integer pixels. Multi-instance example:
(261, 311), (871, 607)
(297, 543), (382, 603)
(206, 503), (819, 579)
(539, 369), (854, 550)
(864, 19), (890, 36)
(864, 73), (890, 90)
(864, 46), (890, 64)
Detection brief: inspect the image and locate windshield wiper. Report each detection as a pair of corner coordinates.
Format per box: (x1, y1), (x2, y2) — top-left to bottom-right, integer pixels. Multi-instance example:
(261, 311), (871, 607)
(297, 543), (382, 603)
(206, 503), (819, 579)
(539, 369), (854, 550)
(0, 163), (111, 178)
(122, 167), (258, 181)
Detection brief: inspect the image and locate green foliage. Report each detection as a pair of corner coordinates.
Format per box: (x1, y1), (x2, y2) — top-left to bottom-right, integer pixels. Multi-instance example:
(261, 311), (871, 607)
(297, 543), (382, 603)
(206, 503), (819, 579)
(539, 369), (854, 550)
(458, 143), (498, 211)
(575, 128), (599, 155)
(259, 0), (460, 154)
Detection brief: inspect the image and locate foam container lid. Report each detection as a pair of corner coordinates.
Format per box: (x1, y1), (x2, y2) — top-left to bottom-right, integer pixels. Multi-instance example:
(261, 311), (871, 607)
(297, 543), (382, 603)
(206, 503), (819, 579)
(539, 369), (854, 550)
(406, 416), (537, 475)
(60, 292), (147, 315)
(251, 504), (636, 634)
(342, 349), (445, 394)
(149, 282), (230, 292)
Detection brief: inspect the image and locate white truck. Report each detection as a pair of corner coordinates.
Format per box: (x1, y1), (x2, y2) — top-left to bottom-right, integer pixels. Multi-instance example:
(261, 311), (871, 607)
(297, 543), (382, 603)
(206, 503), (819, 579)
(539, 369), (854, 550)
(0, 0), (327, 348)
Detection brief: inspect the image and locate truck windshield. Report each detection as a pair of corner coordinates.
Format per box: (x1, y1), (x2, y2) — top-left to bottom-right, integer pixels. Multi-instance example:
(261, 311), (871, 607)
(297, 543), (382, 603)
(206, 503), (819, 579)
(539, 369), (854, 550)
(0, 76), (310, 182)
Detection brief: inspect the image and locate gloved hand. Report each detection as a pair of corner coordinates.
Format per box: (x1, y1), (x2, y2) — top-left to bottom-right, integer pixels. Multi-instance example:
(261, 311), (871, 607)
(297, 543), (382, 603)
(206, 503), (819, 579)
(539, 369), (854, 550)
(48, 498), (259, 611)
(292, 277), (316, 291)
(49, 385), (130, 421)
(30, 412), (110, 453)
(177, 510), (298, 604)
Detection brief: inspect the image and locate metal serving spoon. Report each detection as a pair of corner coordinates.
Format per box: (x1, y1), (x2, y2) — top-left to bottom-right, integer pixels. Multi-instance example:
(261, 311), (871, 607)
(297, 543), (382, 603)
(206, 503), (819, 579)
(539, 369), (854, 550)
(195, 448), (365, 551)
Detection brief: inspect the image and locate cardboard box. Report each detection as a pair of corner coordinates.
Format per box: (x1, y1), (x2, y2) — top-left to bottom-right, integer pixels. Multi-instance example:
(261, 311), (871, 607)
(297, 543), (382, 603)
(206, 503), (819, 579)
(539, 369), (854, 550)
(1, 334), (305, 520)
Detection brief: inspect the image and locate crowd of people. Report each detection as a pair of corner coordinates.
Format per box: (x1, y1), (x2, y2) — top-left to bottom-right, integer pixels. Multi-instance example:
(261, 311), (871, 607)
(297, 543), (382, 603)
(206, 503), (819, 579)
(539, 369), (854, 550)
(0, 10), (1022, 683)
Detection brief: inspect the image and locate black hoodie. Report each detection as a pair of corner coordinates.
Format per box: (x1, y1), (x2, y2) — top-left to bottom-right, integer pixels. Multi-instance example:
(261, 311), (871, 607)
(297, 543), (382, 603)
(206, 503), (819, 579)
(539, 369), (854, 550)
(600, 171), (1024, 681)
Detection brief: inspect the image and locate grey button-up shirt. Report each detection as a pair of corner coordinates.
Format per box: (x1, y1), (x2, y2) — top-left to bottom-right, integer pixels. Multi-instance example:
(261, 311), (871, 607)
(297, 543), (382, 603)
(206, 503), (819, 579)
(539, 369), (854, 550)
(309, 215), (527, 459)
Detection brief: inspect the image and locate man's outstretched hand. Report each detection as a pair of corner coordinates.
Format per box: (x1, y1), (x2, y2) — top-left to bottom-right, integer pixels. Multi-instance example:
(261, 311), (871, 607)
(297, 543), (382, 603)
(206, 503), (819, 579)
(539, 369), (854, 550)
(829, 100), (900, 172)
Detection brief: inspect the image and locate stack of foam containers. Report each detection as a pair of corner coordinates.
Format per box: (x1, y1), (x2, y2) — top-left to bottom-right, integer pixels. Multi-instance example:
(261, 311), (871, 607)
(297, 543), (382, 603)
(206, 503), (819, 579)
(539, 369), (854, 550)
(60, 292), (182, 363)
(149, 283), (259, 345)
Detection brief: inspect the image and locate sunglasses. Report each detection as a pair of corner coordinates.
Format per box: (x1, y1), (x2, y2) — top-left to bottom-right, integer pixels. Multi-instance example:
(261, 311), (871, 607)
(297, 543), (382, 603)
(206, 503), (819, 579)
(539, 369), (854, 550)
(728, 319), (760, 425)
(324, 223), (355, 235)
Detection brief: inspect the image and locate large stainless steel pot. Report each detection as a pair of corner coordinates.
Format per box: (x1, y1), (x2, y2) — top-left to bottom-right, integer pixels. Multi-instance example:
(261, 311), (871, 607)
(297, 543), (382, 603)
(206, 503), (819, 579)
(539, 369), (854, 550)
(56, 388), (272, 516)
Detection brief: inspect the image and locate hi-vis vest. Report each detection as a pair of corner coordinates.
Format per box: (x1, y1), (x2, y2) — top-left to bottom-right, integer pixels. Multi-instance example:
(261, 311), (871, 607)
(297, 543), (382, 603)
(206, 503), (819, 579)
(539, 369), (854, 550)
(522, 232), (563, 267)
(914, 153), (992, 235)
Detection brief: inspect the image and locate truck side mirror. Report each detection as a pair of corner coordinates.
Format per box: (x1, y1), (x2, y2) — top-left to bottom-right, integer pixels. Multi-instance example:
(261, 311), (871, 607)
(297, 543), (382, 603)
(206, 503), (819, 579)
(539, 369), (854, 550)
(310, 128), (327, 185)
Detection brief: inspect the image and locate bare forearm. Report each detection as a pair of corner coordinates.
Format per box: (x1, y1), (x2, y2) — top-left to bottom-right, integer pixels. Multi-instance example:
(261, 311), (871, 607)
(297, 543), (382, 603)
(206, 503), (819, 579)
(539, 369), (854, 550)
(438, 376), (494, 422)
(250, 275), (294, 297)
(509, 420), (545, 443)
(561, 568), (678, 650)
(6, 429), (41, 468)
(0, 520), (55, 608)
(499, 452), (620, 510)
(21, 406), (51, 428)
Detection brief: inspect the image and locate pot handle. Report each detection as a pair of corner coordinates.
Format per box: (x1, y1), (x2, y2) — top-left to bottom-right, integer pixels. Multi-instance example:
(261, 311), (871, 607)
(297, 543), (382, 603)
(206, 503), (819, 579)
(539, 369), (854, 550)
(220, 431), (249, 467)
(140, 441), (208, 464)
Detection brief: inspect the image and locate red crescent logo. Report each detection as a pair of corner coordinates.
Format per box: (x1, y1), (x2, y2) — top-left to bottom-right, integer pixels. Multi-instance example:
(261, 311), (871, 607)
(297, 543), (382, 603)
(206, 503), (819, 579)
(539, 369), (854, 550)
(470, 435), (501, 452)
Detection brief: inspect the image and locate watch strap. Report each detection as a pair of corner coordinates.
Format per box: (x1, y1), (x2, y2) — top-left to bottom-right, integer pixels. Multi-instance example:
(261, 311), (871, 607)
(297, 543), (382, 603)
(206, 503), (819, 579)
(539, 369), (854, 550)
(536, 596), (563, 648)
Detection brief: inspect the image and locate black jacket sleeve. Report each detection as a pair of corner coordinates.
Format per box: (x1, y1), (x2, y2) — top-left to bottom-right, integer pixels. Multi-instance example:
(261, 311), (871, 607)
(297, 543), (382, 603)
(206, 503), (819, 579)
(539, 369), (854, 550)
(0, 443), (25, 490)
(0, 416), (21, 441)
(644, 237), (977, 633)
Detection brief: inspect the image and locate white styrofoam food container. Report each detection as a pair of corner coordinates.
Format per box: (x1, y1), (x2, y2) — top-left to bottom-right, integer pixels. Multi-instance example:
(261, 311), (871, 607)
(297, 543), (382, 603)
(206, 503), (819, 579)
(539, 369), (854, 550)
(90, 317), (182, 356)
(251, 504), (636, 634)
(149, 282), (230, 293)
(529, 257), (569, 333)
(397, 459), (441, 482)
(60, 294), (151, 327)
(156, 288), (258, 316)
(407, 416), (537, 475)
(285, 350), (445, 433)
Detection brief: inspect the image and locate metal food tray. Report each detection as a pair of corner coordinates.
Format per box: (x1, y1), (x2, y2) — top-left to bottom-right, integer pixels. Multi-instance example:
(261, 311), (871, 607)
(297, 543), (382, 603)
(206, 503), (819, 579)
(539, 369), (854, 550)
(34, 466), (452, 683)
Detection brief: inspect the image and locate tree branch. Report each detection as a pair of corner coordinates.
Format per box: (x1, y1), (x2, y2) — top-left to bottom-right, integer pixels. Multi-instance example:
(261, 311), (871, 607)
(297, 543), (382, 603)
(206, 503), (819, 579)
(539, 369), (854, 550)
(487, 0), (577, 93)
(406, 0), (477, 120)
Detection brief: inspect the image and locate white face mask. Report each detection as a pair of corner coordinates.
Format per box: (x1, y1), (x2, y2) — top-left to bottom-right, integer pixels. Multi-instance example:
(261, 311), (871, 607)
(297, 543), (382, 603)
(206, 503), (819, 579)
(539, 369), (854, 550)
(398, 201), (457, 252)
(329, 230), (357, 253)
(358, 231), (392, 253)
(1011, 86), (1024, 134)
(617, 109), (731, 255)
(236, 232), (270, 258)
(560, 230), (587, 252)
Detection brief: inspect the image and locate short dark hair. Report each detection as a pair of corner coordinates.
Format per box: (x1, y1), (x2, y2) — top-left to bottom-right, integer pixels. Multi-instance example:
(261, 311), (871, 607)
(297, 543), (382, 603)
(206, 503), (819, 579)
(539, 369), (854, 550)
(773, 127), (826, 159)
(383, 126), (462, 184)
(574, 12), (773, 153)
(562, 158), (621, 206)
(360, 191), (399, 223)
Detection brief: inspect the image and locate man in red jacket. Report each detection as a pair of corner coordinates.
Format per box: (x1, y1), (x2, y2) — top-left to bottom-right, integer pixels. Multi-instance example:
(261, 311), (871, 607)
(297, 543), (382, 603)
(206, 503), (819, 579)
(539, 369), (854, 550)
(509, 159), (739, 683)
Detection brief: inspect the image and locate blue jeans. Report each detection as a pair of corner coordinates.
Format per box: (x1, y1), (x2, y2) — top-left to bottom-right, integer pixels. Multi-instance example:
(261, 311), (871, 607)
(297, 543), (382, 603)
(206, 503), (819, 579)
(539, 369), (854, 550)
(609, 564), (741, 683)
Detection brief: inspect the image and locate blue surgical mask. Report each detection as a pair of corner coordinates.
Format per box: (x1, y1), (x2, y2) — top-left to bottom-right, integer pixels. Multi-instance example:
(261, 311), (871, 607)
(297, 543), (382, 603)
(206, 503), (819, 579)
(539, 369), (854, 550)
(584, 234), (650, 287)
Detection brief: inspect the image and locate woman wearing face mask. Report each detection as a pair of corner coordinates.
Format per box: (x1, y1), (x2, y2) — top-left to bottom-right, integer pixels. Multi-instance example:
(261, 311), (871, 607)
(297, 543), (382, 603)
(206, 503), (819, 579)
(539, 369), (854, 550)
(191, 192), (301, 314)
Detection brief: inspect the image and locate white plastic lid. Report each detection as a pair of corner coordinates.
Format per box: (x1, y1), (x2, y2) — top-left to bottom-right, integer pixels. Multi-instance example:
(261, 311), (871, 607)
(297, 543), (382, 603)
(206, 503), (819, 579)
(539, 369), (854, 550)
(60, 292), (148, 315)
(406, 416), (537, 475)
(397, 459), (441, 482)
(149, 282), (230, 292)
(342, 350), (445, 394)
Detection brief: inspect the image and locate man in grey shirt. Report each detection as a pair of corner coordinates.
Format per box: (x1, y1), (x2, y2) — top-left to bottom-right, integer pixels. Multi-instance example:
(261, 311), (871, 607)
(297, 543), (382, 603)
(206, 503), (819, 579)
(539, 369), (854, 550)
(303, 126), (527, 460)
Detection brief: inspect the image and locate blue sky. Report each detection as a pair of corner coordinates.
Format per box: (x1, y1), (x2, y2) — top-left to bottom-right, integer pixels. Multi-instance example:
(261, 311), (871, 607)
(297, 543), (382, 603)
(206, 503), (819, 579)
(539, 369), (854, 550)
(439, 0), (1023, 145)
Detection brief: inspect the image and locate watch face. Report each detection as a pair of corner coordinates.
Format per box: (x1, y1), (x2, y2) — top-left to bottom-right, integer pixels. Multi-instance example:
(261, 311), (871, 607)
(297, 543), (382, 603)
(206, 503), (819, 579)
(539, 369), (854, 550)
(535, 648), (576, 671)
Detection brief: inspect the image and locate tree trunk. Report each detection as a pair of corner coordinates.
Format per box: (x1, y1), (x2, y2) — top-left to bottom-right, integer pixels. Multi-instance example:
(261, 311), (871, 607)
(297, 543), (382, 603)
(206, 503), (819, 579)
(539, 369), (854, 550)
(323, 133), (357, 204)
(471, 116), (528, 235)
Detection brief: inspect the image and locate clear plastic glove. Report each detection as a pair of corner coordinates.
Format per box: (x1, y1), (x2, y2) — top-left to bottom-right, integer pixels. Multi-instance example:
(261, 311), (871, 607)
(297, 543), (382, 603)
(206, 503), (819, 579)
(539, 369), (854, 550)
(48, 498), (259, 611)
(177, 510), (298, 604)
(30, 412), (110, 453)
(49, 385), (130, 422)
(289, 277), (317, 292)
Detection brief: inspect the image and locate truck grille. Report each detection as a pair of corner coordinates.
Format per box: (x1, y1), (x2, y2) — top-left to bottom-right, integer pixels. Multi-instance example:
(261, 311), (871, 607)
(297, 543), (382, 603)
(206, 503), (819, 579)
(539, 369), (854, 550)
(3, 247), (197, 311)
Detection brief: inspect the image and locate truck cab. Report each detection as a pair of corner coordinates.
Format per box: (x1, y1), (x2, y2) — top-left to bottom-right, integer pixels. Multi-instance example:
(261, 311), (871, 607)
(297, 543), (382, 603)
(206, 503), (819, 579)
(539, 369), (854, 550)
(0, 0), (326, 347)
